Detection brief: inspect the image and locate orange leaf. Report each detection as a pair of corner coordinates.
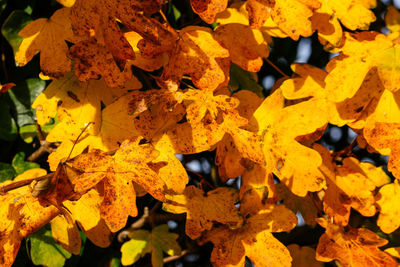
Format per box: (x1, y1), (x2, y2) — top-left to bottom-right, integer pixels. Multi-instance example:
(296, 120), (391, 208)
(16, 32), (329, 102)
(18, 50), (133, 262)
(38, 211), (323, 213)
(163, 186), (243, 239)
(316, 219), (396, 267)
(287, 244), (323, 267)
(68, 139), (164, 232)
(198, 204), (297, 266)
(191, 0), (228, 24)
(214, 23), (270, 72)
(161, 26), (230, 91)
(364, 122), (400, 179)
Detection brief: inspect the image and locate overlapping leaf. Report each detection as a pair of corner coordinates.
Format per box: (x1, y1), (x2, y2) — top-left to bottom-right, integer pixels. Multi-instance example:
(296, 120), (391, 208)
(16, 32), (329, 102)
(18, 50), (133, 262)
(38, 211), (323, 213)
(316, 144), (390, 225)
(120, 224), (181, 267)
(163, 185), (243, 239)
(199, 203), (297, 267)
(246, 0), (320, 40)
(316, 219), (397, 267)
(0, 169), (60, 267)
(252, 89), (327, 196)
(161, 26), (230, 91)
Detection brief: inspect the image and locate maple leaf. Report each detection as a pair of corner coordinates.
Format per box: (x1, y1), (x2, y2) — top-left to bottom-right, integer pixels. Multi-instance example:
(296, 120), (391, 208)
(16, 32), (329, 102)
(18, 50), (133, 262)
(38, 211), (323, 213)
(32, 73), (141, 170)
(183, 88), (239, 125)
(163, 185), (243, 239)
(15, 8), (81, 79)
(161, 26), (230, 91)
(364, 122), (400, 179)
(325, 32), (400, 103)
(240, 163), (277, 208)
(63, 189), (113, 247)
(375, 180), (400, 234)
(252, 89), (327, 196)
(69, 38), (134, 87)
(120, 224), (181, 267)
(191, 0), (228, 24)
(124, 31), (168, 72)
(67, 138), (165, 232)
(214, 23), (270, 72)
(311, 0), (376, 48)
(316, 219), (397, 267)
(280, 63), (390, 129)
(215, 90), (263, 180)
(0, 169), (60, 267)
(246, 0), (320, 40)
(50, 215), (81, 255)
(385, 5), (400, 34)
(276, 183), (319, 227)
(198, 203), (297, 267)
(287, 244), (323, 267)
(71, 0), (176, 65)
(315, 144), (390, 226)
(215, 2), (287, 38)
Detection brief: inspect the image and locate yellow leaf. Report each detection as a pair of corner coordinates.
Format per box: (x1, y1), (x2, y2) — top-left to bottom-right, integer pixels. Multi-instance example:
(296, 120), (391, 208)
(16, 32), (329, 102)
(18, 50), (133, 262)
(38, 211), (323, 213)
(376, 180), (400, 233)
(16, 8), (81, 78)
(50, 215), (81, 255)
(163, 186), (243, 239)
(0, 169), (60, 267)
(253, 89), (327, 196)
(214, 23), (269, 72)
(64, 189), (112, 247)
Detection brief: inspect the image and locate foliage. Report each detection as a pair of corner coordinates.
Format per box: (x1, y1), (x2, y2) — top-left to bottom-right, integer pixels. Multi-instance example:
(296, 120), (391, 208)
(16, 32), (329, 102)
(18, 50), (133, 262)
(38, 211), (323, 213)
(0, 0), (400, 266)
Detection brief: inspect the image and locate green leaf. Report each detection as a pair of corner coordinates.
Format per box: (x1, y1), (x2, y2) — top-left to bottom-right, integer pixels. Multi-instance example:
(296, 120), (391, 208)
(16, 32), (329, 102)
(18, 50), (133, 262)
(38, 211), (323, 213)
(0, 0), (7, 14)
(121, 230), (150, 266)
(229, 63), (264, 97)
(12, 151), (39, 175)
(151, 224), (181, 267)
(0, 94), (17, 141)
(120, 225), (181, 267)
(29, 227), (72, 267)
(8, 78), (46, 127)
(0, 162), (16, 182)
(1, 10), (32, 56)
(19, 124), (36, 143)
(19, 118), (57, 143)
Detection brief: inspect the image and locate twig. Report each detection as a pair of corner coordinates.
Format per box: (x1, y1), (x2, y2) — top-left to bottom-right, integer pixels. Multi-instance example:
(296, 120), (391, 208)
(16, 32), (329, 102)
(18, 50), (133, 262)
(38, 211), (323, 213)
(117, 207), (150, 242)
(27, 140), (55, 162)
(163, 250), (189, 263)
(332, 137), (357, 160)
(265, 58), (289, 78)
(0, 173), (53, 195)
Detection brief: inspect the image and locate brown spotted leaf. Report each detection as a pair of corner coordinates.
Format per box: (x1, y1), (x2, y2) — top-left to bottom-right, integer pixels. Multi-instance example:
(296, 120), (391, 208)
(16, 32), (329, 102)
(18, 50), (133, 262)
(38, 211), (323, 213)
(316, 219), (397, 267)
(163, 186), (243, 239)
(198, 204), (297, 266)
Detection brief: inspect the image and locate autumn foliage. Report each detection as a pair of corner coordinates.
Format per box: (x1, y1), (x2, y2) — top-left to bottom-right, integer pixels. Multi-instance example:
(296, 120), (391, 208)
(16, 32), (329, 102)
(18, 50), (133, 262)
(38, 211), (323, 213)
(1, 0), (400, 266)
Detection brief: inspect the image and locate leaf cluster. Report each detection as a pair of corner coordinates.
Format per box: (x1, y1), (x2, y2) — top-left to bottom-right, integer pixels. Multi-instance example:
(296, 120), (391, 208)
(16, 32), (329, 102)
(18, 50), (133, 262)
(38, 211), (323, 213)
(1, 0), (400, 266)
